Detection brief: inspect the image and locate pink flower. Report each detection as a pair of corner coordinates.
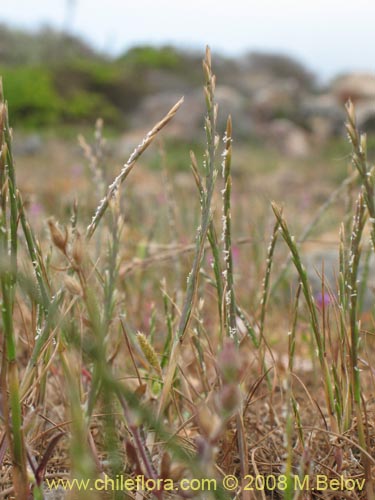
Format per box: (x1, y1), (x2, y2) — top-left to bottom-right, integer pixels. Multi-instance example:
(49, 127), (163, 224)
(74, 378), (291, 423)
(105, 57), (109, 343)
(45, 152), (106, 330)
(232, 245), (240, 265)
(71, 164), (83, 177)
(29, 202), (43, 218)
(157, 193), (166, 204)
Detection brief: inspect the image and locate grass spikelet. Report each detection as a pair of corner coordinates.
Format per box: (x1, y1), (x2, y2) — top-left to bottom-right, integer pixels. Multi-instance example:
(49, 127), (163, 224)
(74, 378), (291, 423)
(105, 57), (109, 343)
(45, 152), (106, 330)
(64, 275), (82, 296)
(137, 331), (162, 377)
(72, 230), (84, 266)
(0, 90), (28, 498)
(158, 46), (219, 415)
(47, 218), (68, 254)
(345, 101), (375, 251)
(86, 97), (184, 240)
(221, 115), (237, 341)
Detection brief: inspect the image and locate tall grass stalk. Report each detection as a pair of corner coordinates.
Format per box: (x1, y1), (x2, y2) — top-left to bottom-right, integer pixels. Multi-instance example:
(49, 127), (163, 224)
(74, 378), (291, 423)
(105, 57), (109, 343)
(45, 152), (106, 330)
(337, 224), (352, 430)
(284, 284), (301, 500)
(86, 97), (184, 241)
(259, 219), (279, 339)
(271, 203), (339, 434)
(258, 218), (279, 386)
(0, 80), (28, 497)
(345, 102), (375, 499)
(270, 170), (358, 297)
(220, 116), (250, 487)
(158, 47), (219, 416)
(2, 48), (375, 500)
(221, 116), (238, 341)
(190, 150), (224, 337)
(346, 100), (375, 250)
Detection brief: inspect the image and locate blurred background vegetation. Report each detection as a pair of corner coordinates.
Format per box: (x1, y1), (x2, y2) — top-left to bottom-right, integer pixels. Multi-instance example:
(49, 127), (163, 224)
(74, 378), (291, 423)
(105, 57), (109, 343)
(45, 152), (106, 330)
(0, 24), (316, 129)
(3, 23), (375, 160)
(0, 25), (203, 127)
(3, 22), (375, 233)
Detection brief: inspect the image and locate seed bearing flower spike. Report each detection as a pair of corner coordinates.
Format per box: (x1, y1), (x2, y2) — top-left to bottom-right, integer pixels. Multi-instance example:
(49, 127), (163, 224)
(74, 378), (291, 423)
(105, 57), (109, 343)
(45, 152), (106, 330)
(86, 97), (184, 240)
(48, 218), (68, 254)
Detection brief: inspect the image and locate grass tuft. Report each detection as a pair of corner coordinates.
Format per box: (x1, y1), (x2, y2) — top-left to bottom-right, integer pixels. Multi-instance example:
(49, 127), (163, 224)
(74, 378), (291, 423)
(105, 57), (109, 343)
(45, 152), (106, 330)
(1, 51), (375, 500)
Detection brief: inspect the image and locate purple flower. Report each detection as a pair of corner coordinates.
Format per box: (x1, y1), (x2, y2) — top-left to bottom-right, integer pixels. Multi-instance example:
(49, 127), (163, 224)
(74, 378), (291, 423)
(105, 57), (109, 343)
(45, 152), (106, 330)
(71, 164), (83, 177)
(316, 291), (332, 309)
(29, 202), (43, 218)
(157, 193), (166, 204)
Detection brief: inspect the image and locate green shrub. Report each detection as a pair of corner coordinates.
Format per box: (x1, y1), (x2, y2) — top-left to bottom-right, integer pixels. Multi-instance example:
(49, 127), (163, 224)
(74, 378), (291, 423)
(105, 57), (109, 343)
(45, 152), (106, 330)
(0, 66), (62, 126)
(55, 59), (146, 115)
(62, 89), (121, 124)
(0, 62), (126, 127)
(119, 45), (183, 71)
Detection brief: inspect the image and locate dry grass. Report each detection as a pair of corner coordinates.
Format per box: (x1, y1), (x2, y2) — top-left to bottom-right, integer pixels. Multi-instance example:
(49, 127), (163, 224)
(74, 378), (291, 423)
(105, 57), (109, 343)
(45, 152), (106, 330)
(1, 49), (375, 500)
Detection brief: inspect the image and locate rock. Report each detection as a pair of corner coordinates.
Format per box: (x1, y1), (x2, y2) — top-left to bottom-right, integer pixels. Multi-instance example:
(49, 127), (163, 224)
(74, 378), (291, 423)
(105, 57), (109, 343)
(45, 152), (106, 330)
(252, 78), (301, 119)
(127, 86), (252, 142)
(331, 73), (375, 104)
(214, 85), (252, 137)
(236, 71), (276, 97)
(303, 248), (375, 312)
(301, 93), (345, 138)
(129, 90), (204, 141)
(350, 100), (375, 132)
(263, 119), (311, 158)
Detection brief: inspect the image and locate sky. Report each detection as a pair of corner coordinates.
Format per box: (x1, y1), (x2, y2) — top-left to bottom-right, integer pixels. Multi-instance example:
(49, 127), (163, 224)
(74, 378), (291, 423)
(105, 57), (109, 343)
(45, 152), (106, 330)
(1, 0), (375, 81)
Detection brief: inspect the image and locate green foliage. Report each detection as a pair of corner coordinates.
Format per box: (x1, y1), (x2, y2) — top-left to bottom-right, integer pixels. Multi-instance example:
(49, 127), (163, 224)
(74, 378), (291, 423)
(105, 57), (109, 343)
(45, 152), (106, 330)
(0, 27), (154, 127)
(0, 66), (62, 126)
(55, 59), (145, 114)
(119, 45), (183, 71)
(0, 62), (126, 127)
(62, 90), (121, 124)
(55, 59), (124, 91)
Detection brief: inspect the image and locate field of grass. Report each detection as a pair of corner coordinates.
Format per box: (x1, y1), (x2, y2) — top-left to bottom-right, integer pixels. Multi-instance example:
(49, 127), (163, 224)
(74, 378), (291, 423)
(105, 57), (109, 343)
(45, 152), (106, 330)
(1, 48), (375, 500)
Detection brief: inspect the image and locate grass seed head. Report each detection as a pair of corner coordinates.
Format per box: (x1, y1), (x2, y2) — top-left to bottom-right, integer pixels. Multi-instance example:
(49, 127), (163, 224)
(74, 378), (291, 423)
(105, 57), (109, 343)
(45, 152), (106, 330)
(48, 218), (68, 254)
(64, 275), (82, 296)
(72, 231), (84, 266)
(1, 142), (7, 165)
(137, 332), (162, 377)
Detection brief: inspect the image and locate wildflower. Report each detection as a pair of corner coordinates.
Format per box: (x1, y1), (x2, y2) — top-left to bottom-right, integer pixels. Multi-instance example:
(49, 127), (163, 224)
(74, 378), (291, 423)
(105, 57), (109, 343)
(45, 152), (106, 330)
(232, 245), (240, 265)
(316, 291), (332, 309)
